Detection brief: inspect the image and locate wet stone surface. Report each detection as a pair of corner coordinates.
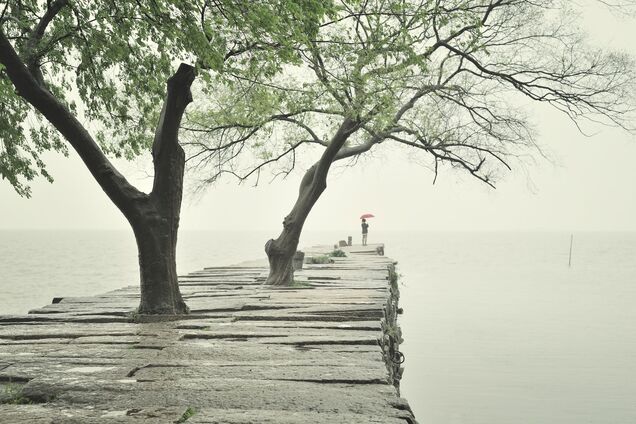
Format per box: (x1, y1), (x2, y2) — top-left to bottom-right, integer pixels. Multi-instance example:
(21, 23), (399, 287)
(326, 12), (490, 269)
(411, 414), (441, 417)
(0, 243), (416, 423)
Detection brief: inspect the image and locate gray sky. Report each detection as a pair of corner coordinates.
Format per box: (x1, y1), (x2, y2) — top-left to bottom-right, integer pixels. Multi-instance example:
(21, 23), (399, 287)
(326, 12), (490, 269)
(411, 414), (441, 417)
(1, 3), (635, 233)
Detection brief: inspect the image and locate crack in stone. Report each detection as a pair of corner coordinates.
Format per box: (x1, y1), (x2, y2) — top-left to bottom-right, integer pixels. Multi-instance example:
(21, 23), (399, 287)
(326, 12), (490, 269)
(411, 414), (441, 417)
(276, 378), (388, 385)
(0, 375), (31, 383)
(180, 333), (288, 341)
(126, 364), (186, 378)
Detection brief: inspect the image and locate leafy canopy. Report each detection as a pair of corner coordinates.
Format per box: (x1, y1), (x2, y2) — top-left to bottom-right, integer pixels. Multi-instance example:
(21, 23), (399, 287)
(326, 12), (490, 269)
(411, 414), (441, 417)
(190, 0), (635, 187)
(0, 0), (331, 196)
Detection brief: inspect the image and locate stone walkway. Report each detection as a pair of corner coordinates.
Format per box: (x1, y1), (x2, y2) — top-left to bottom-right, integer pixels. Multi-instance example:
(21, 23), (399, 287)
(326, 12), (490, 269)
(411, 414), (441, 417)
(0, 243), (416, 423)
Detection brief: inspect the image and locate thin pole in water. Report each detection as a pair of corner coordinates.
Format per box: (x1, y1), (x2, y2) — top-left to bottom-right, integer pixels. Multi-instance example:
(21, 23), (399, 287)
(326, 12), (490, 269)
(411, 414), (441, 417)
(568, 234), (574, 267)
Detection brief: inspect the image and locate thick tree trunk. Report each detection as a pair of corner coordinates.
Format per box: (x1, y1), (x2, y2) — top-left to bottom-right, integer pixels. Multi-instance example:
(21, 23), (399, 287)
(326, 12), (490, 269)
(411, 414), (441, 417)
(133, 214), (187, 314)
(265, 233), (299, 286)
(264, 169), (315, 285)
(265, 118), (360, 285)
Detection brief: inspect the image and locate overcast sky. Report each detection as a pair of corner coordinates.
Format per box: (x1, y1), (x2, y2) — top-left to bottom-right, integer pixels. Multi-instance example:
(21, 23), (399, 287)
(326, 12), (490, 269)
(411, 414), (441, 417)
(1, 3), (635, 233)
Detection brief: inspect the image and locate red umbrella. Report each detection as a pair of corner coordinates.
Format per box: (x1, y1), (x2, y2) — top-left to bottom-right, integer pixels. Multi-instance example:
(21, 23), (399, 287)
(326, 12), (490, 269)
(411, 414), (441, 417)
(360, 213), (375, 219)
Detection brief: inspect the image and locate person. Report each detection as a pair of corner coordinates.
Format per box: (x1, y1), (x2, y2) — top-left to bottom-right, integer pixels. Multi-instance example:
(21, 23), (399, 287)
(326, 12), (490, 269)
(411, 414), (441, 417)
(361, 218), (369, 246)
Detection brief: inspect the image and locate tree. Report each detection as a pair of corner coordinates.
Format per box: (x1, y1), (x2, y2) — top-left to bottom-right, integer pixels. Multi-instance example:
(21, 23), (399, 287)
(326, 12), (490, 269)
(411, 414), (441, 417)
(185, 0), (635, 285)
(0, 1), (330, 312)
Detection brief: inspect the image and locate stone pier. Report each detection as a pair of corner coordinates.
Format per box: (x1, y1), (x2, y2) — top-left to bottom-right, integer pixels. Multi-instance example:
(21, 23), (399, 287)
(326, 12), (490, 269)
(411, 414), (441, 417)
(0, 243), (416, 423)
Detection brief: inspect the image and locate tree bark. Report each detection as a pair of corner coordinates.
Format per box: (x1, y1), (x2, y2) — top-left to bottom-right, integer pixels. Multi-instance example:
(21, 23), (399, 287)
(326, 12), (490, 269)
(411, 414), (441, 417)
(0, 31), (194, 314)
(133, 209), (186, 315)
(265, 164), (318, 285)
(133, 63), (194, 314)
(265, 118), (361, 285)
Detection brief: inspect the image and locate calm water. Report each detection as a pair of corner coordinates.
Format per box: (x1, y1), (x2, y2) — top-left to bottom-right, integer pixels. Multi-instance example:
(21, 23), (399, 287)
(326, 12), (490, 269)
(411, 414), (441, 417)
(1, 230), (635, 423)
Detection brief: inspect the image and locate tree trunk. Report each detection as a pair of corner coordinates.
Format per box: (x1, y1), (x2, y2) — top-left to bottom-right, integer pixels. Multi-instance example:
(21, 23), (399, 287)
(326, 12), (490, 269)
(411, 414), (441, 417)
(265, 233), (299, 286)
(133, 210), (187, 314)
(0, 32), (196, 314)
(132, 133), (187, 314)
(265, 118), (360, 285)
(264, 173), (314, 286)
(132, 63), (194, 314)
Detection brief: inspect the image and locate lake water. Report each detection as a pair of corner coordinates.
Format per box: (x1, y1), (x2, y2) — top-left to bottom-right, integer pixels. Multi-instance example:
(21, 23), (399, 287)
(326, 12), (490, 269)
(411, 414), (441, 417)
(1, 230), (635, 423)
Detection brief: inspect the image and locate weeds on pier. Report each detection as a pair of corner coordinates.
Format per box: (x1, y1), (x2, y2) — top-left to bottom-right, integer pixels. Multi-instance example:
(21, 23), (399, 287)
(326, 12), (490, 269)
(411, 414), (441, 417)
(308, 255), (333, 264)
(175, 406), (197, 423)
(290, 280), (311, 288)
(329, 249), (347, 257)
(388, 265), (399, 290)
(0, 383), (32, 405)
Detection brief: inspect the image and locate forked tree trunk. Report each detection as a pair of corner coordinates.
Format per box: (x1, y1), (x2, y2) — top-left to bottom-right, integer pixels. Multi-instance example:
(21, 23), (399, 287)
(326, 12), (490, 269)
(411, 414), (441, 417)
(132, 63), (194, 314)
(132, 136), (188, 314)
(0, 31), (196, 314)
(265, 118), (360, 285)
